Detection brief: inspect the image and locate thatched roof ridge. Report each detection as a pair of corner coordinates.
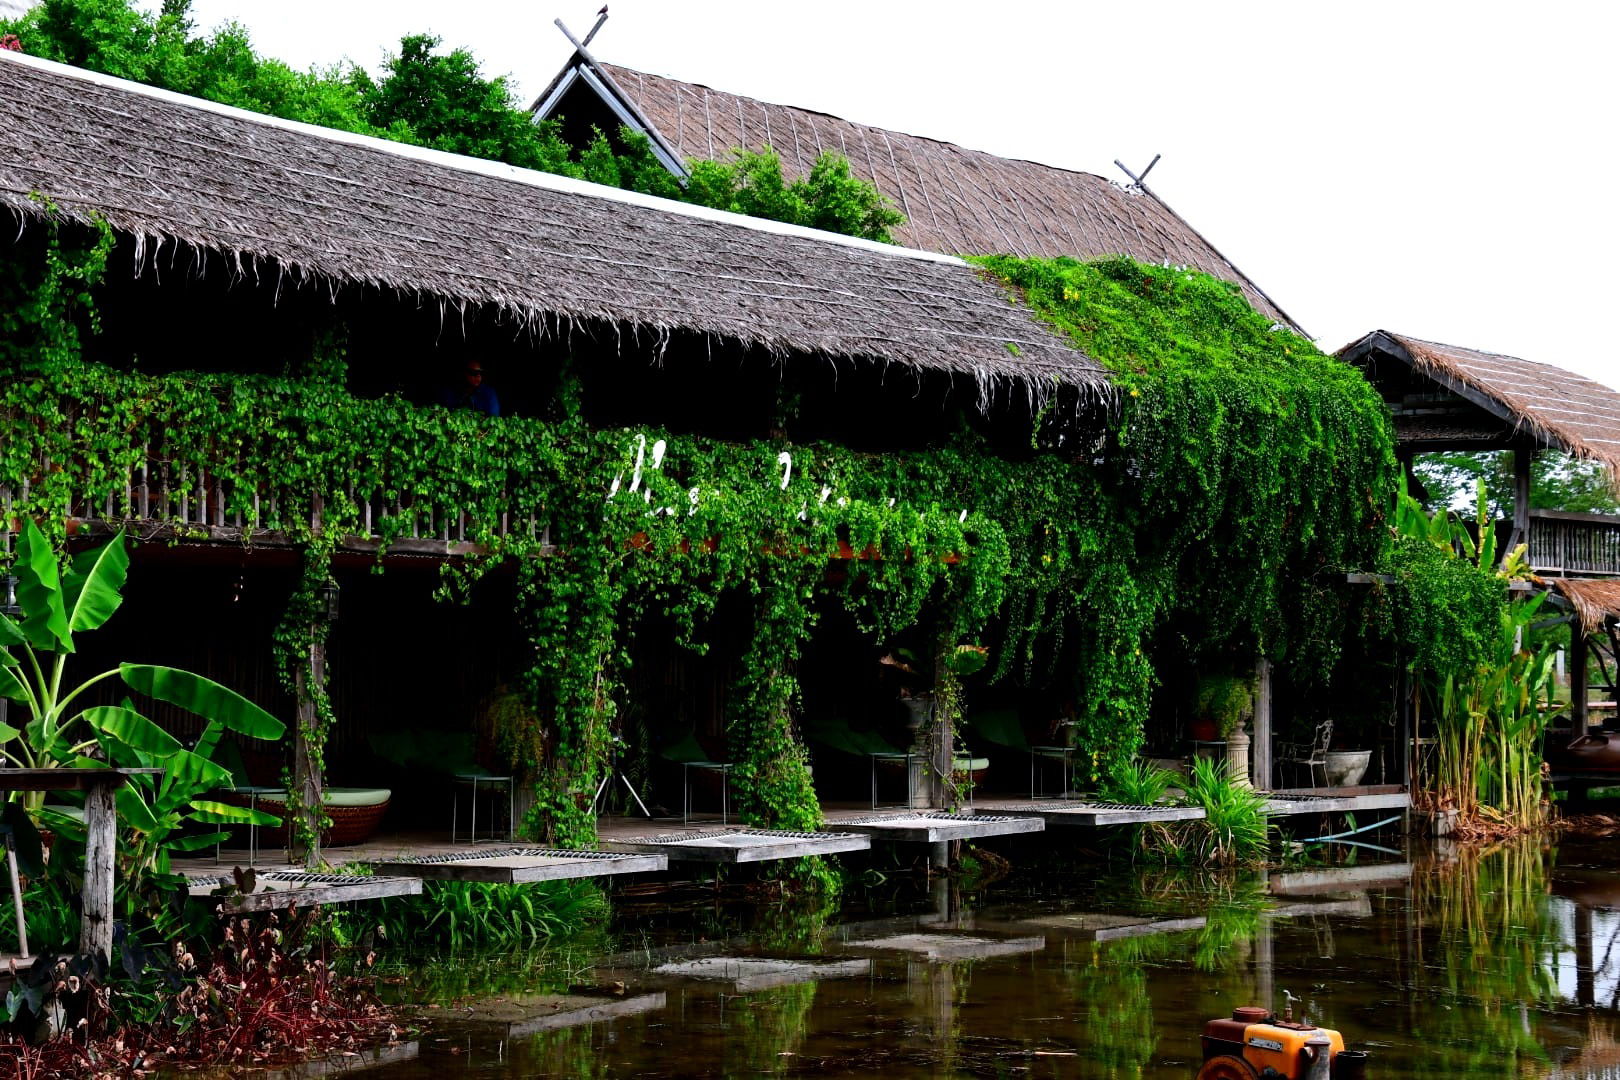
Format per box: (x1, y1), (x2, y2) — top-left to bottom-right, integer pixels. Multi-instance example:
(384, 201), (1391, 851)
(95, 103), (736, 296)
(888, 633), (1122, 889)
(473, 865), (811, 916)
(537, 59), (1302, 332)
(1554, 578), (1620, 633)
(1338, 330), (1620, 478)
(0, 51), (1108, 405)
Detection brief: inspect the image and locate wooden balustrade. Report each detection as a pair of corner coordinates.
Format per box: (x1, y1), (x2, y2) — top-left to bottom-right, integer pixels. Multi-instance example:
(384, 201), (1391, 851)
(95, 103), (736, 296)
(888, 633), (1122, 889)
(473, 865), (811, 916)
(1529, 510), (1620, 577)
(0, 452), (549, 559)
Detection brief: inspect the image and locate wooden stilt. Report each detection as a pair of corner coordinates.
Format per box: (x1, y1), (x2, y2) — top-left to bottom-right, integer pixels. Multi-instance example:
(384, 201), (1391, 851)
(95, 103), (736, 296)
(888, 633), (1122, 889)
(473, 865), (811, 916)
(1252, 658), (1273, 790)
(292, 638), (326, 868)
(80, 779), (116, 959)
(1573, 630), (1591, 733)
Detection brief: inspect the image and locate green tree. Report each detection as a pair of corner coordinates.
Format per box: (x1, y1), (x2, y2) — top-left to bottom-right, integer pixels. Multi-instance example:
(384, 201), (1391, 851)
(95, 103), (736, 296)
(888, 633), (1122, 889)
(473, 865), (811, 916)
(0, 2), (905, 242)
(361, 33), (570, 170)
(1412, 450), (1619, 516)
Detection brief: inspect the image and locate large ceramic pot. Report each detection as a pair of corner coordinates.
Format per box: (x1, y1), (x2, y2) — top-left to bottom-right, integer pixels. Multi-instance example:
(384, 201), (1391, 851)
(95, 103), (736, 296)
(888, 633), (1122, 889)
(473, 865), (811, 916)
(901, 694), (933, 733)
(1324, 750), (1371, 787)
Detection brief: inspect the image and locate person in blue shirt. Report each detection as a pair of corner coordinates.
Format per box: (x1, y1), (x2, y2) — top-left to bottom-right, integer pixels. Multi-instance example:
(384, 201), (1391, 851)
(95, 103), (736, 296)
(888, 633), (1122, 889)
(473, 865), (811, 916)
(439, 360), (500, 416)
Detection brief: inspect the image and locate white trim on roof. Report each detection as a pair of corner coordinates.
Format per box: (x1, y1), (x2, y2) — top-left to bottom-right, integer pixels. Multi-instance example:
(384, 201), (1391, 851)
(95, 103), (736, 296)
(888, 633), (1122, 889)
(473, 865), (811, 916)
(0, 49), (964, 269)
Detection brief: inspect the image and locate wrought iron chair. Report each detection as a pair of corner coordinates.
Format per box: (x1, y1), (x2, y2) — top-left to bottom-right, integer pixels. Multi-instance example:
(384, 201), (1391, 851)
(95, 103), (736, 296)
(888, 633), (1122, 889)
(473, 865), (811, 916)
(1280, 718), (1333, 789)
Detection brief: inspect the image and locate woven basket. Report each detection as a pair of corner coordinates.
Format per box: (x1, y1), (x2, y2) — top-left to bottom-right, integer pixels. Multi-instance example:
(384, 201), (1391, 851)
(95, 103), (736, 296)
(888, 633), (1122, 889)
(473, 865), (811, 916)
(220, 791), (390, 848)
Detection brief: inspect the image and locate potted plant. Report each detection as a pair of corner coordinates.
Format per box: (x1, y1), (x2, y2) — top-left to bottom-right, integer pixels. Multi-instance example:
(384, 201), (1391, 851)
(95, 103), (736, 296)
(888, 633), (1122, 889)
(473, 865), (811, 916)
(1191, 675), (1254, 743)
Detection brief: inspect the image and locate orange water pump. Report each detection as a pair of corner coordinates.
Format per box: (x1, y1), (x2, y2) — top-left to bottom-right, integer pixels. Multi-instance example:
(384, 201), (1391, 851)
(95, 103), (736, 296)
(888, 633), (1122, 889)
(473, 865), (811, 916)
(1196, 1004), (1369, 1080)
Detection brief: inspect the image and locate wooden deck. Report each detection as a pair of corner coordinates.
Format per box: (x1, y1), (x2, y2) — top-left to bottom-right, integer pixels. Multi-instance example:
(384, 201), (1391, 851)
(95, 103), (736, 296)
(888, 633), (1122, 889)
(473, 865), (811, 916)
(979, 799), (1206, 826)
(187, 870), (422, 914)
(604, 827), (872, 863)
(1263, 786), (1410, 817)
(371, 847), (667, 884)
(820, 810), (1045, 843)
(650, 957), (871, 992)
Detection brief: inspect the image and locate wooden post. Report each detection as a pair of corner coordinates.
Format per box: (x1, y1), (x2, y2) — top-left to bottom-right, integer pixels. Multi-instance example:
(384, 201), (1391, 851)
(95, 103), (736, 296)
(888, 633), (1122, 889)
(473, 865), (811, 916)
(292, 639), (326, 868)
(1252, 658), (1273, 790)
(1511, 445), (1533, 555)
(1572, 630), (1591, 733)
(80, 779), (116, 959)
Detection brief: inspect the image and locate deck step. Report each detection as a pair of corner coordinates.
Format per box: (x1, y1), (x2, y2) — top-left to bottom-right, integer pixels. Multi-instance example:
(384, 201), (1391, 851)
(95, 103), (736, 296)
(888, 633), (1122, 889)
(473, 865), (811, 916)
(651, 957), (869, 992)
(371, 847), (666, 884)
(991, 801), (1206, 826)
(188, 870), (422, 913)
(844, 931), (1046, 960)
(824, 811), (1044, 843)
(1264, 791), (1410, 816)
(605, 827), (870, 863)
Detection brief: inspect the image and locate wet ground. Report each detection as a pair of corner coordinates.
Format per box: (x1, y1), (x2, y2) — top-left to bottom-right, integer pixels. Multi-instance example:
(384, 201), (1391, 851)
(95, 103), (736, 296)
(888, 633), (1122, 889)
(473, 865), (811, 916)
(343, 834), (1620, 1078)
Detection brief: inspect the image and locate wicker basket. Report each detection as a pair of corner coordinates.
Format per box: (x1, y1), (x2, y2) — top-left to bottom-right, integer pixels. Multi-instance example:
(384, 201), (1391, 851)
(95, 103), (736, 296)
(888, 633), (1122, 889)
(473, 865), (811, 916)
(220, 789), (391, 848)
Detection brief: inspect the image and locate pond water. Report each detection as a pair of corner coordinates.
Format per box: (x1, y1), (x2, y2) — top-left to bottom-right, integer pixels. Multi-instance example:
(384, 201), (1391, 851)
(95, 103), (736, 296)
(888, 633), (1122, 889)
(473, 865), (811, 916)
(356, 835), (1620, 1078)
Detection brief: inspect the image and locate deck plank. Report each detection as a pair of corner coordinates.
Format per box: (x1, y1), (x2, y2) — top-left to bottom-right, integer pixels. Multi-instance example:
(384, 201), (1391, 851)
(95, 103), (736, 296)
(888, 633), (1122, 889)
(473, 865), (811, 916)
(823, 812), (1044, 843)
(988, 801), (1206, 826)
(371, 847), (666, 883)
(188, 871), (422, 913)
(605, 828), (871, 863)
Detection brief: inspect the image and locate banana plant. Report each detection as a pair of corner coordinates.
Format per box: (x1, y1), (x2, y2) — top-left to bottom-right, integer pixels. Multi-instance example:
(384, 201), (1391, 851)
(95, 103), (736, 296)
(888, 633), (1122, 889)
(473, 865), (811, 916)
(0, 521), (284, 887)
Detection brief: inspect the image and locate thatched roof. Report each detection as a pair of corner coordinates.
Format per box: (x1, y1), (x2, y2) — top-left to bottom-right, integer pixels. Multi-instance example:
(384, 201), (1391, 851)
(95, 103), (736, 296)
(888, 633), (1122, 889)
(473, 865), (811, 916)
(533, 57), (1302, 332)
(0, 51), (1108, 404)
(1555, 578), (1620, 633)
(1339, 330), (1620, 478)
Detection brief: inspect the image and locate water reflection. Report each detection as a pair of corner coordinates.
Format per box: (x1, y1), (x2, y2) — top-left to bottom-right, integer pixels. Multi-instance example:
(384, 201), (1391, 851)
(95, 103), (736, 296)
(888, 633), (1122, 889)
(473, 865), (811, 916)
(365, 839), (1620, 1078)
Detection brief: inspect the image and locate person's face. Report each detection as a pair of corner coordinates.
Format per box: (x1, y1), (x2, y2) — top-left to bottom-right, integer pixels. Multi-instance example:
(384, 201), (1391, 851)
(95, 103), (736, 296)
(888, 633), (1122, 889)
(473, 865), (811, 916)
(463, 364), (484, 389)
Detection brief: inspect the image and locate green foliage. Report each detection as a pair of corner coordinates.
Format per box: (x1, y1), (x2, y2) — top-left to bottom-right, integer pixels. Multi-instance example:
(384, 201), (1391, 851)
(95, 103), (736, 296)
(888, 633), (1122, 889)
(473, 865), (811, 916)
(2, 218), (1397, 845)
(360, 878), (608, 952)
(685, 147), (904, 242)
(1380, 487), (1551, 828)
(0, 523), (284, 930)
(1099, 757), (1177, 806)
(0, 2), (901, 243)
(1415, 449), (1620, 516)
(1194, 674), (1253, 738)
(360, 33), (571, 171)
(1178, 757), (1271, 865)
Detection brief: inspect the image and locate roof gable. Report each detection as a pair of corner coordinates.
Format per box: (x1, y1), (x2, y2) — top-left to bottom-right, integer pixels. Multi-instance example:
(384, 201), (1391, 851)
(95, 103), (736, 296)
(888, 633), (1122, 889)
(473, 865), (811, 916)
(533, 55), (1302, 332)
(1338, 329), (1620, 477)
(0, 50), (1106, 405)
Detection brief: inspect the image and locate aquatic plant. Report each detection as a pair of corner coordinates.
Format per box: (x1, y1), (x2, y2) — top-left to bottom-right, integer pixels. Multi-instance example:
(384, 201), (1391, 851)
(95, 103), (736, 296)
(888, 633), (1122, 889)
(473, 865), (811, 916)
(1386, 486), (1554, 831)
(358, 879), (609, 953)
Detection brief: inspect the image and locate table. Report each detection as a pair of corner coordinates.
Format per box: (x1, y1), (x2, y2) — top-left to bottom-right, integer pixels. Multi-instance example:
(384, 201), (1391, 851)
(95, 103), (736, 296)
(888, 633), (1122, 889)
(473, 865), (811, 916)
(453, 773), (515, 843)
(683, 761), (731, 824)
(870, 751), (916, 810)
(216, 785), (282, 867)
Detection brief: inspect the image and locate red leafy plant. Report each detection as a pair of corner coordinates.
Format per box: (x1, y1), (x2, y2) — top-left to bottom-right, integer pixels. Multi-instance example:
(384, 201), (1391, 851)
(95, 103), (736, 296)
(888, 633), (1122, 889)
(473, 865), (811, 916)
(0, 907), (400, 1078)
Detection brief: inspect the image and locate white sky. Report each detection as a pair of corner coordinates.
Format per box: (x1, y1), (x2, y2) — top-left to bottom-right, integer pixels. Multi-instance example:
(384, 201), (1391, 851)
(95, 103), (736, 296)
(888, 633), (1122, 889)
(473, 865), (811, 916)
(131, 0), (1619, 389)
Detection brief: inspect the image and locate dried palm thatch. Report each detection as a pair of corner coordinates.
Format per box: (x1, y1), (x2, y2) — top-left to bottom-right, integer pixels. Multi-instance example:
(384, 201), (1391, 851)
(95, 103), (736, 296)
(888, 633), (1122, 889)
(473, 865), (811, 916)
(537, 60), (1301, 331)
(0, 52), (1108, 410)
(1554, 578), (1620, 633)
(1340, 330), (1620, 482)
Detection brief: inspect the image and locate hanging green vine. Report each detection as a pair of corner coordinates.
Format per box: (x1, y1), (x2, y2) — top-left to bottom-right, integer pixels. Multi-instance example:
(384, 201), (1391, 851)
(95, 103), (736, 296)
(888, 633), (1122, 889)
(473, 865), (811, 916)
(2, 215), (1400, 850)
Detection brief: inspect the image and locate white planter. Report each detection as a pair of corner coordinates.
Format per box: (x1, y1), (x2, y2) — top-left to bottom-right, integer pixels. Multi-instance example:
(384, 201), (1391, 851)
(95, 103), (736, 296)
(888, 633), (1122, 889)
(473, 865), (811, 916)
(1324, 749), (1371, 787)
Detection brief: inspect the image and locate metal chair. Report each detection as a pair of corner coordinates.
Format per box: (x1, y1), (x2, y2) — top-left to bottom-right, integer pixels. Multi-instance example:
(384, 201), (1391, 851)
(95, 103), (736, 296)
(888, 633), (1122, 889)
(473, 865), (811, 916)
(1280, 718), (1333, 789)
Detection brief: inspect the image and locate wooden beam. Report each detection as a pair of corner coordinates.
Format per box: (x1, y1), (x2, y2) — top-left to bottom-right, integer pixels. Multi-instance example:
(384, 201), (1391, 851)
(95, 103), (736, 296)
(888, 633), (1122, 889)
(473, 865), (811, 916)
(80, 779), (116, 959)
(1512, 445), (1534, 552)
(292, 638), (326, 869)
(1573, 630), (1590, 732)
(1253, 658), (1273, 790)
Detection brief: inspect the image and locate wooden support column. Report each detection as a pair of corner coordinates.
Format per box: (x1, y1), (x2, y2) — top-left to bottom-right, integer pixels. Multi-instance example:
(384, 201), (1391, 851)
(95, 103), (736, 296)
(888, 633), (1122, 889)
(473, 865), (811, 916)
(292, 638), (326, 868)
(80, 778), (117, 959)
(1252, 658), (1273, 790)
(1510, 444), (1534, 555)
(1572, 630), (1591, 733)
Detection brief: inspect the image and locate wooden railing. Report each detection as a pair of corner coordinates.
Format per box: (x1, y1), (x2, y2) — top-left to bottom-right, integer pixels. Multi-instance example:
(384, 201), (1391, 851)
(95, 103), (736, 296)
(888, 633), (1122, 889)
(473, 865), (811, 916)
(1, 448), (549, 558)
(1528, 510), (1620, 578)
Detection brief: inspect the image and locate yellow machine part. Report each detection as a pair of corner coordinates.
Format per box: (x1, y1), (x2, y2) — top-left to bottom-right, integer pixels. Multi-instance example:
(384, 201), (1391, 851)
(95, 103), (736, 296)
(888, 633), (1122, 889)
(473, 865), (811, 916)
(1239, 1023), (1345, 1079)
